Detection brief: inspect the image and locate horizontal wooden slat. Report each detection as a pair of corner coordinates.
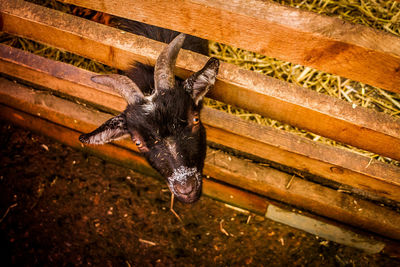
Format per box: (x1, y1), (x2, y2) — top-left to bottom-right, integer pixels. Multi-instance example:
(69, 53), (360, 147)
(2, 0), (400, 162)
(1, 78), (400, 241)
(4, 103), (400, 256)
(206, 149), (400, 241)
(2, 44), (400, 202)
(59, 0), (400, 94)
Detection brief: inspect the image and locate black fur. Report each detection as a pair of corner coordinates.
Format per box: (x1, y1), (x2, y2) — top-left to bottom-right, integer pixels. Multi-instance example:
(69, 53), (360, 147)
(126, 88), (206, 178)
(115, 19), (208, 55)
(80, 20), (219, 203)
(125, 63), (155, 95)
(122, 20), (208, 95)
(122, 21), (208, 184)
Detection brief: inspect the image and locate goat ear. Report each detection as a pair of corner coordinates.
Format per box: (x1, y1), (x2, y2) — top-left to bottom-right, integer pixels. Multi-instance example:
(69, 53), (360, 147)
(79, 113), (129, 144)
(183, 57), (219, 105)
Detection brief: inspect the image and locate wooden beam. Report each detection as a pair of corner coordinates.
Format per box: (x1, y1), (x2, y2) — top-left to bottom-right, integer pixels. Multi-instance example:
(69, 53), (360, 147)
(1, 44), (399, 203)
(1, 78), (400, 241)
(204, 147), (400, 240)
(204, 111), (400, 201)
(58, 0), (400, 94)
(2, 0), (400, 162)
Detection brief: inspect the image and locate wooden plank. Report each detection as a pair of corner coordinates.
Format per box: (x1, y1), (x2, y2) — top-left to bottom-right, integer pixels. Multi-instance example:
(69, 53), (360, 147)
(204, 149), (400, 240)
(3, 105), (400, 256)
(204, 112), (400, 201)
(1, 44), (399, 203)
(2, 0), (400, 162)
(1, 79), (400, 241)
(59, 0), (400, 94)
(203, 179), (269, 215)
(265, 204), (385, 254)
(0, 46), (126, 113)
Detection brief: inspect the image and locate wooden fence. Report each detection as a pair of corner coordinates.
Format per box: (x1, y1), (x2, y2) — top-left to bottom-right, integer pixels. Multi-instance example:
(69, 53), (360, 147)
(1, 0), (400, 256)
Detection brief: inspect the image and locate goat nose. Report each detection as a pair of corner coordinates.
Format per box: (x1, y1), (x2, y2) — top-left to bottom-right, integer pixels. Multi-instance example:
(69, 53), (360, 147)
(174, 180), (196, 195)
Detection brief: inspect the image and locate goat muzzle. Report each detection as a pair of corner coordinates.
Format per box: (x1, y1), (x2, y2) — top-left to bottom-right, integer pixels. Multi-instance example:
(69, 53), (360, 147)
(167, 166), (202, 203)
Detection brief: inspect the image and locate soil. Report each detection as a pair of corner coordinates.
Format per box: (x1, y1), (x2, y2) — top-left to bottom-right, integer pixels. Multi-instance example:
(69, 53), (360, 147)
(1, 121), (399, 267)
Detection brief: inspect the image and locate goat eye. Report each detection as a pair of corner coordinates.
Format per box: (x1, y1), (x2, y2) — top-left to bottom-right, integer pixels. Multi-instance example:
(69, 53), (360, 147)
(135, 140), (143, 148)
(193, 116), (200, 125)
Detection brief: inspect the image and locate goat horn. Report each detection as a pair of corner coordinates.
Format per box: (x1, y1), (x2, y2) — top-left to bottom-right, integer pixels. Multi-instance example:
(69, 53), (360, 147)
(91, 74), (144, 104)
(154, 33), (186, 91)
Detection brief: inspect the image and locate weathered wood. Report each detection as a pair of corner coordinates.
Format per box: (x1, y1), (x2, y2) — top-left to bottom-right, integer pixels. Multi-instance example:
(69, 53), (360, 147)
(59, 0), (400, 94)
(2, 0), (400, 161)
(0, 46), (126, 113)
(1, 78), (399, 241)
(4, 103), (400, 256)
(204, 150), (400, 240)
(265, 204), (385, 254)
(202, 178), (269, 215)
(0, 105), (156, 178)
(1, 44), (399, 203)
(204, 110), (400, 197)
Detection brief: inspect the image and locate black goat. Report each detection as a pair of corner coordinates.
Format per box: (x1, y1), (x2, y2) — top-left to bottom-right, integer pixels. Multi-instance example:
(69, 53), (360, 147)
(79, 23), (219, 203)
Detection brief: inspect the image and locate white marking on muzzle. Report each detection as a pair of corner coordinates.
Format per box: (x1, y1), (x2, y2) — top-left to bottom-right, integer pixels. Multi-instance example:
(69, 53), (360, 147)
(168, 166), (200, 195)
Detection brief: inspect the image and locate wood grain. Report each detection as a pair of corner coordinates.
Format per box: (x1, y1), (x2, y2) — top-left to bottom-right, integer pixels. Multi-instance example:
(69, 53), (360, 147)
(1, 1), (400, 161)
(58, 0), (400, 93)
(2, 44), (400, 202)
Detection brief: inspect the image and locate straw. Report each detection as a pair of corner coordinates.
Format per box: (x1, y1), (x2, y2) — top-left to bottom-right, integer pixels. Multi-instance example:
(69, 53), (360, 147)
(206, 0), (400, 166)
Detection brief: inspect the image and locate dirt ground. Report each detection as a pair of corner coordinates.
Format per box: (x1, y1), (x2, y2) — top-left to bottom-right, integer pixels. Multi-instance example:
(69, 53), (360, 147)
(1, 121), (399, 267)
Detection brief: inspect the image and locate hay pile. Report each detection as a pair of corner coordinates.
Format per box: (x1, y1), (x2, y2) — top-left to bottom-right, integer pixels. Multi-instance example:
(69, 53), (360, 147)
(278, 0), (400, 35)
(0, 33), (116, 75)
(1, 0), (399, 165)
(207, 0), (400, 165)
